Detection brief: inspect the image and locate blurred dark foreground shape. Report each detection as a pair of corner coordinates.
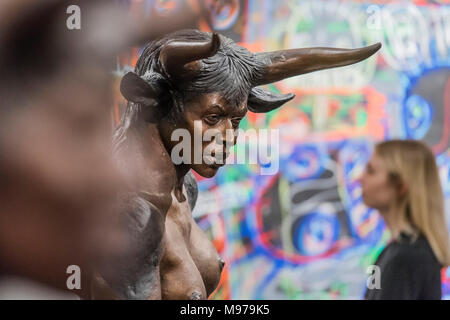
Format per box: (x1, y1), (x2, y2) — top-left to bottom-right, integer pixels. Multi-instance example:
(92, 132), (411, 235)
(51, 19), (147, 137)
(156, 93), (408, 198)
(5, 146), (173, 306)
(0, 0), (206, 299)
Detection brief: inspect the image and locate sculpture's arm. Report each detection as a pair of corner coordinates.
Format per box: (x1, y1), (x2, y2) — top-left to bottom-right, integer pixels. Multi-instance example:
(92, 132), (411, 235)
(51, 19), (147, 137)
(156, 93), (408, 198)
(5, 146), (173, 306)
(99, 194), (166, 300)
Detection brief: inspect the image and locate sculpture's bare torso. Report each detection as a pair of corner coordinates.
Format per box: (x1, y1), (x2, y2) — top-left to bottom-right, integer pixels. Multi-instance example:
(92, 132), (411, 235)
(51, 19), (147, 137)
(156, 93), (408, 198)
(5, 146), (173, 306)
(161, 188), (223, 299)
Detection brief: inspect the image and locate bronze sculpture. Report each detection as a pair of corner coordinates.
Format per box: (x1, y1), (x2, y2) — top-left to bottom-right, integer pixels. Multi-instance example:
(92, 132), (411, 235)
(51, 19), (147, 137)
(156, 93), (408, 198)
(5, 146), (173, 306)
(108, 29), (381, 299)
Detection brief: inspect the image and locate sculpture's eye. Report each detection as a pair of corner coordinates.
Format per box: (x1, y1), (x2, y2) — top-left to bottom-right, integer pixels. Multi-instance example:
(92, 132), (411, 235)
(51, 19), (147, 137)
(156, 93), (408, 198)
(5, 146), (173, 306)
(204, 114), (221, 125)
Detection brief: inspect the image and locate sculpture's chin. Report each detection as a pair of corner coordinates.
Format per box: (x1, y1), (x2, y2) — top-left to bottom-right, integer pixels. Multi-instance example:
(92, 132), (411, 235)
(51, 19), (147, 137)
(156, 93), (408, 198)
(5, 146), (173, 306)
(191, 163), (222, 178)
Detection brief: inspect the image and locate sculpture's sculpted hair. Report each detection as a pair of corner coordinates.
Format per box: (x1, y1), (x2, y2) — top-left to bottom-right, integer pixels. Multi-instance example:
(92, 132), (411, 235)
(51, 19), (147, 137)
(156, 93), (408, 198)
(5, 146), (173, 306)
(134, 29), (264, 120)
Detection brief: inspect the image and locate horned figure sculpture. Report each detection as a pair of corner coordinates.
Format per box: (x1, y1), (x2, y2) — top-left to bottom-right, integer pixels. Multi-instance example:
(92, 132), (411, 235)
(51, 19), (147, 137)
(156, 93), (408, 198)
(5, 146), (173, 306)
(105, 29), (381, 300)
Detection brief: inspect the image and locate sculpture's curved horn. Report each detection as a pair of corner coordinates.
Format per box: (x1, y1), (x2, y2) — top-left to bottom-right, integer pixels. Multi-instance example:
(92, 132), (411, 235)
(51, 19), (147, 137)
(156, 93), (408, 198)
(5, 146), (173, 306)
(254, 43), (381, 86)
(248, 87), (295, 113)
(160, 32), (220, 81)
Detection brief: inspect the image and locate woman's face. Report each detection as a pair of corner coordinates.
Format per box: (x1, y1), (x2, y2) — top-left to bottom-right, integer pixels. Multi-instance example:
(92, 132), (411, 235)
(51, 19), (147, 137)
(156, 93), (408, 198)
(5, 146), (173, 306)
(360, 152), (399, 213)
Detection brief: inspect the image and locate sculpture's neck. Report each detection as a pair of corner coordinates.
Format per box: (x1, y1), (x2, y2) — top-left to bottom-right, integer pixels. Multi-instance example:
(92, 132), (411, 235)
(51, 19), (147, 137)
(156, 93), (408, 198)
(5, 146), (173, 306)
(156, 121), (191, 191)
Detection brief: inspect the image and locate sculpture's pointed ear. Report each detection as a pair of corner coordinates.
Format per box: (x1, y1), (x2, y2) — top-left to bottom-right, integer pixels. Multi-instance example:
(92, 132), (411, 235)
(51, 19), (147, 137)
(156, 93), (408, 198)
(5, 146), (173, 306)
(120, 72), (159, 106)
(247, 87), (295, 113)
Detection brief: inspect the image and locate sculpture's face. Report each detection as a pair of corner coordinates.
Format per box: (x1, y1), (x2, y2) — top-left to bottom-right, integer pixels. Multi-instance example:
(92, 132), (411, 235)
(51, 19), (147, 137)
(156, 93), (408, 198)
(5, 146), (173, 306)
(163, 92), (247, 178)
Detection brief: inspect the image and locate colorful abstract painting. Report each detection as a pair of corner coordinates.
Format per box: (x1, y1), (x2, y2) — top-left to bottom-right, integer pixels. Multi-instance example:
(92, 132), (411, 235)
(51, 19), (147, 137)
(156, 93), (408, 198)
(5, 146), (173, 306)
(114, 0), (450, 299)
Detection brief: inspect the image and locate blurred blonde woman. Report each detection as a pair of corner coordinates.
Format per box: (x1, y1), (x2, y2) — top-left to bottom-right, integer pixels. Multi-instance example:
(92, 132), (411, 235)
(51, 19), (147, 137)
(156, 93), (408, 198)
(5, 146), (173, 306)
(361, 139), (450, 300)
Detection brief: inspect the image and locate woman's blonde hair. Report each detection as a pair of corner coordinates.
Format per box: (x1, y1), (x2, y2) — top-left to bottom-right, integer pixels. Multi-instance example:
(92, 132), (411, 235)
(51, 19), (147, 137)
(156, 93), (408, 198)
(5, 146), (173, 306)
(375, 139), (450, 266)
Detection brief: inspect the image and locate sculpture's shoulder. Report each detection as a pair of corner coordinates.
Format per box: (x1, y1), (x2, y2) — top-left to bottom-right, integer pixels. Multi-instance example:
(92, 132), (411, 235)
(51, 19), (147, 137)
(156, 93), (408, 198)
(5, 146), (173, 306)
(118, 193), (155, 230)
(114, 124), (176, 214)
(183, 170), (198, 211)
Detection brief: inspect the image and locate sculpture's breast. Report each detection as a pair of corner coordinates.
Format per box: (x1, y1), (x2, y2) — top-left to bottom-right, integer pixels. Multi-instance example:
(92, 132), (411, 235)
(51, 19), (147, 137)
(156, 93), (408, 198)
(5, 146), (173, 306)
(189, 220), (224, 296)
(159, 190), (223, 299)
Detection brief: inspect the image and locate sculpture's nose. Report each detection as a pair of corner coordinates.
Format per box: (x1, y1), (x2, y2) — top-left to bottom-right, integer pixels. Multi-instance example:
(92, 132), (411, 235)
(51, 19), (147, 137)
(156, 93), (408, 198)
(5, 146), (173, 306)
(218, 257), (225, 271)
(210, 127), (234, 162)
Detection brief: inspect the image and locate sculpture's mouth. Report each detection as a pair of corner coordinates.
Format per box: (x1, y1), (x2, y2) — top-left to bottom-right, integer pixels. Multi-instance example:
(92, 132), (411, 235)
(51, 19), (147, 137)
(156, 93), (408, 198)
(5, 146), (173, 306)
(204, 152), (228, 168)
(208, 162), (225, 170)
